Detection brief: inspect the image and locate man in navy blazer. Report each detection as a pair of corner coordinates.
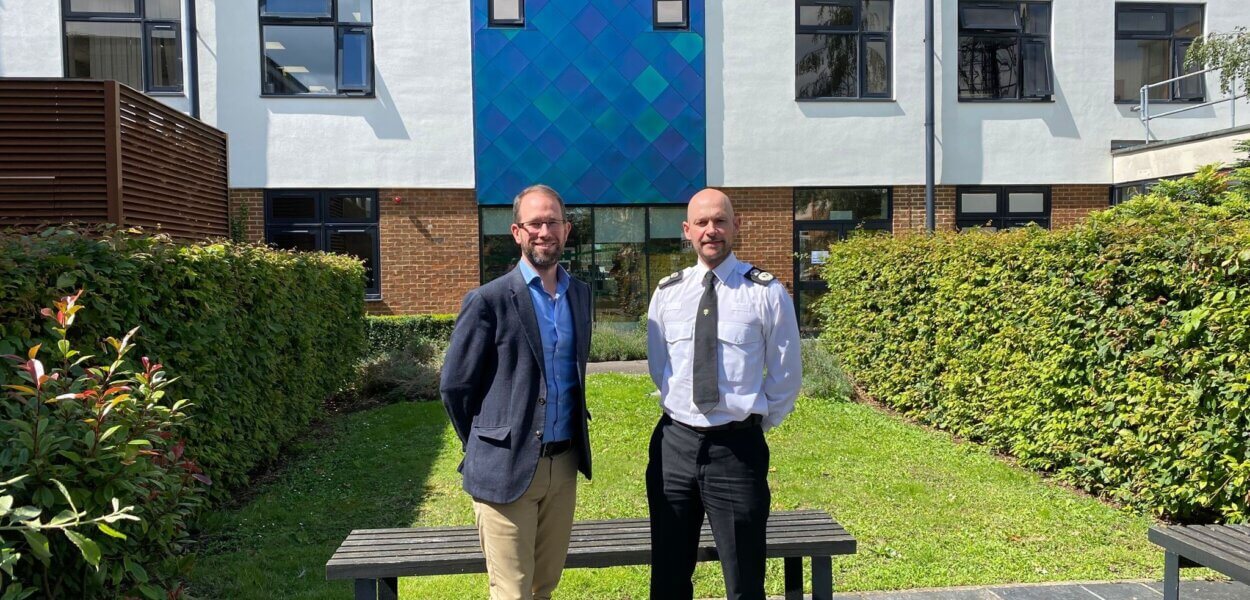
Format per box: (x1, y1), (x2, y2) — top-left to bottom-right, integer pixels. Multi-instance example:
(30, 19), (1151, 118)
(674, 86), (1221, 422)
(441, 184), (593, 600)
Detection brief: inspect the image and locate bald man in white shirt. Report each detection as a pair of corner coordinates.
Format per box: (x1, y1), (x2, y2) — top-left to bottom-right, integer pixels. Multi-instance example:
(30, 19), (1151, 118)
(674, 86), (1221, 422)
(644, 188), (802, 600)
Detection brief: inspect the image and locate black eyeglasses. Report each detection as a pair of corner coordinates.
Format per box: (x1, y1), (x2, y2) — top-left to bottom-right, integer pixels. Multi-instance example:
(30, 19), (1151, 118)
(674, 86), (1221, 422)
(516, 219), (567, 234)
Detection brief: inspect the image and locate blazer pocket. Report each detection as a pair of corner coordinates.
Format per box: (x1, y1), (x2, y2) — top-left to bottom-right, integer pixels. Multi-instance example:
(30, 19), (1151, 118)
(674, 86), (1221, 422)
(473, 425), (511, 445)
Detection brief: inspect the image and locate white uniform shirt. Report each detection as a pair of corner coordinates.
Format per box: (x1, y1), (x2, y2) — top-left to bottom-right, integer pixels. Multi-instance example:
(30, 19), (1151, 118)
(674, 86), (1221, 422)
(646, 253), (802, 431)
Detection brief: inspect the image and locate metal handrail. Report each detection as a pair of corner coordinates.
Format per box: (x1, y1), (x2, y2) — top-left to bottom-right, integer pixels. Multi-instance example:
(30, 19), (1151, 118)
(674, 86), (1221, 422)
(1137, 67), (1246, 141)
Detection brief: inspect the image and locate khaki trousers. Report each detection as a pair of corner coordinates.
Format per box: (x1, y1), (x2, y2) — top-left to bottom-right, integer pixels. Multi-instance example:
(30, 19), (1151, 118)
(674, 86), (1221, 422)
(473, 449), (579, 600)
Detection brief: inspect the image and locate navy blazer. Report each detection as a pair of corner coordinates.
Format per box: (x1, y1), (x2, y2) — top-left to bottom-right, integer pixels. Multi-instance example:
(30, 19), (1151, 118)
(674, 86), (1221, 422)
(440, 268), (593, 504)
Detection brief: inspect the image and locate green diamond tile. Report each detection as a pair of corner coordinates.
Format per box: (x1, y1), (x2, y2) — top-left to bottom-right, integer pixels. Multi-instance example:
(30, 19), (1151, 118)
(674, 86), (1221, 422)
(671, 33), (703, 63)
(631, 66), (669, 103)
(634, 106), (667, 143)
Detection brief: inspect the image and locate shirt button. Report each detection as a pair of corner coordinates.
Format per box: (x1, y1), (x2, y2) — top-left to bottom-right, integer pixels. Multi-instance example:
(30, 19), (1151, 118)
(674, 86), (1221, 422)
(535, 431), (543, 440)
(538, 397), (547, 405)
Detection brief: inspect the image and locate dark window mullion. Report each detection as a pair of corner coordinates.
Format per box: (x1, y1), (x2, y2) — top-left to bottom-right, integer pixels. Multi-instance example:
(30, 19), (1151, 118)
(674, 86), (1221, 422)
(62, 0), (142, 19)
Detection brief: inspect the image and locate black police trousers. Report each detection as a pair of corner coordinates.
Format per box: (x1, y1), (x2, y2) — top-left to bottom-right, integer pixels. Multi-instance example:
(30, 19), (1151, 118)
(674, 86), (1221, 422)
(646, 414), (771, 600)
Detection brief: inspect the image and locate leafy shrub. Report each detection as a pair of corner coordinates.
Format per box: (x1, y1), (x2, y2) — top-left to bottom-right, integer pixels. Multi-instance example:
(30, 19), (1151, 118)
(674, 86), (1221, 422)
(1, 292), (205, 599)
(589, 324), (647, 362)
(366, 315), (455, 356)
(0, 228), (366, 499)
(334, 338), (447, 411)
(799, 338), (853, 401)
(818, 171), (1250, 522)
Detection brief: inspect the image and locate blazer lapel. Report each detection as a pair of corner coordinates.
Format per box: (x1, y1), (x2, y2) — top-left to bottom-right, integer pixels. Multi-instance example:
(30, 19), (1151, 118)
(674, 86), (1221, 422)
(509, 270), (546, 376)
(570, 279), (590, 376)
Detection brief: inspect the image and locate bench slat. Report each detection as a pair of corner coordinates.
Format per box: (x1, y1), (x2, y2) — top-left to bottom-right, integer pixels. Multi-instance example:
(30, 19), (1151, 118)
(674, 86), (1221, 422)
(338, 520), (843, 548)
(336, 517), (843, 548)
(327, 537), (857, 580)
(327, 510), (855, 581)
(330, 531), (857, 561)
(1148, 525), (1250, 583)
(344, 510), (832, 536)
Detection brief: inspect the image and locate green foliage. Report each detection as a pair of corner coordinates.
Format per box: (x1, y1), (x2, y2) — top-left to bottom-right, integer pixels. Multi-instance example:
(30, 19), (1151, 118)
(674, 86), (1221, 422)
(366, 315), (455, 356)
(589, 325), (647, 362)
(1, 292), (204, 599)
(799, 338), (854, 401)
(228, 204), (249, 244)
(1149, 164), (1229, 205)
(0, 227), (367, 500)
(1187, 27), (1250, 98)
(818, 176), (1250, 522)
(335, 338), (447, 411)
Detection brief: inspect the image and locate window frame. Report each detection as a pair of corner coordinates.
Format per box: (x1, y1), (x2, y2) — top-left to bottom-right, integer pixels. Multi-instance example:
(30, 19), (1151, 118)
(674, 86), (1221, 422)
(264, 189), (382, 299)
(795, 0), (894, 101)
(957, 0), (1054, 102)
(955, 185), (1051, 230)
(1114, 3), (1205, 104)
(258, 0), (375, 97)
(61, 0), (184, 94)
(653, 0), (689, 31)
(488, 0), (525, 28)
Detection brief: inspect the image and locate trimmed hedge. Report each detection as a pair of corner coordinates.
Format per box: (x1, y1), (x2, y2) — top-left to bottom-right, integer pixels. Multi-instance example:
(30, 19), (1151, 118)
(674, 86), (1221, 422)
(0, 228), (367, 497)
(366, 314), (456, 355)
(817, 183), (1250, 522)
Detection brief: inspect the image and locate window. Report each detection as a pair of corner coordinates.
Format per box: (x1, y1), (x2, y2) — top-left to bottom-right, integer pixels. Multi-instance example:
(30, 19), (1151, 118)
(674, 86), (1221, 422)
(654, 0), (688, 30)
(956, 186), (1050, 230)
(265, 189), (381, 298)
(795, 0), (892, 99)
(1114, 3), (1204, 102)
(62, 0), (183, 93)
(793, 188), (892, 335)
(489, 0), (524, 27)
(260, 0), (373, 96)
(957, 1), (1052, 100)
(479, 205), (696, 324)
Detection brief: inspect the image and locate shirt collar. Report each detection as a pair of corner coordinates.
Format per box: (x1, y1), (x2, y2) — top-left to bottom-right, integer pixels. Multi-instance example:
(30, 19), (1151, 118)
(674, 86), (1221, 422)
(693, 253), (740, 285)
(517, 259), (570, 294)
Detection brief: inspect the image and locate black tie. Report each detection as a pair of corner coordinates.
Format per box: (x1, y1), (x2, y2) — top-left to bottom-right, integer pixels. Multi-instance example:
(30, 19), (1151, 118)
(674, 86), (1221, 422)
(693, 270), (719, 414)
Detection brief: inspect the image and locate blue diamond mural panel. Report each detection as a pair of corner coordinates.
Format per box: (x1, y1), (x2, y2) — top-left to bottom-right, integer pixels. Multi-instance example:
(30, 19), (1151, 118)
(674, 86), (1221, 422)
(473, 0), (705, 205)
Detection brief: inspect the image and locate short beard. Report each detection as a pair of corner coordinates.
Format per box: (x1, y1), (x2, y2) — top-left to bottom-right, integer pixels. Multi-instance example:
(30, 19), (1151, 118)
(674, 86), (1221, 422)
(524, 244), (563, 268)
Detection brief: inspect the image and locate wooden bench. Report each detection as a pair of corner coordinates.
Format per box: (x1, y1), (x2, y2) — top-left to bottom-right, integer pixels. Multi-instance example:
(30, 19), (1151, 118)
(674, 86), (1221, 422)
(327, 509), (856, 600)
(1148, 524), (1250, 600)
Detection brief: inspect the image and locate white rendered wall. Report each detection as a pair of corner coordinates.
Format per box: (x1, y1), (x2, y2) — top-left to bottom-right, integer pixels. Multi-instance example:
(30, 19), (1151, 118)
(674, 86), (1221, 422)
(715, 0), (1250, 187)
(0, 0), (192, 114)
(1113, 127), (1250, 184)
(0, 1), (63, 78)
(196, 0), (476, 189)
(710, 0), (930, 187)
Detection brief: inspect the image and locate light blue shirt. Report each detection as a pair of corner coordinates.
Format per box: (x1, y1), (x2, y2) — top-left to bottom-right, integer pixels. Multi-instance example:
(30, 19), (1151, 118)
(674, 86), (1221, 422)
(517, 260), (576, 443)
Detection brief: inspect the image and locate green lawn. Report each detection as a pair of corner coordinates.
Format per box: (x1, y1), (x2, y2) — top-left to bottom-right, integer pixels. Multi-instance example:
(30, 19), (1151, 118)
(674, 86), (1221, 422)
(189, 373), (1161, 599)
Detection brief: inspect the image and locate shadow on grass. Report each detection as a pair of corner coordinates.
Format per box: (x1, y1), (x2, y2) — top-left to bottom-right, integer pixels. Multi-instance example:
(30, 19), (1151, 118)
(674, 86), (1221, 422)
(188, 401), (452, 600)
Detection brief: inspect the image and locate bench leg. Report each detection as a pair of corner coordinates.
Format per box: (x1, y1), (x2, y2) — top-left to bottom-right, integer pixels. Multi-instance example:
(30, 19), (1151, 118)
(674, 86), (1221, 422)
(354, 579), (378, 600)
(1163, 551), (1181, 600)
(379, 577), (398, 600)
(784, 556), (803, 600)
(812, 555), (833, 600)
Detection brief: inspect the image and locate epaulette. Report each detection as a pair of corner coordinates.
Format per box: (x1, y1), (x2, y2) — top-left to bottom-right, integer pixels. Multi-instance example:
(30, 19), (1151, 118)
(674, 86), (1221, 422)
(657, 270), (683, 289)
(745, 267), (777, 285)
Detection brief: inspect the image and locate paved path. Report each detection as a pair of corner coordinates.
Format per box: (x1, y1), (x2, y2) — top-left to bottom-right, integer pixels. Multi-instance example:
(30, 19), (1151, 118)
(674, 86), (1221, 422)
(587, 359), (649, 375)
(760, 579), (1249, 600)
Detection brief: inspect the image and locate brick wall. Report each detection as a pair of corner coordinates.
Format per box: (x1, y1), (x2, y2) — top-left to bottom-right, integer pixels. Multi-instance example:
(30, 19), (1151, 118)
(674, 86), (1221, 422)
(229, 188), (478, 315)
(721, 187), (795, 292)
(891, 185), (1109, 231)
(1052, 184), (1110, 229)
(372, 189), (479, 315)
(893, 185), (957, 232)
(228, 189), (264, 242)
